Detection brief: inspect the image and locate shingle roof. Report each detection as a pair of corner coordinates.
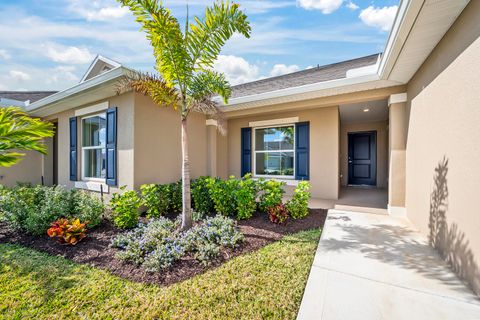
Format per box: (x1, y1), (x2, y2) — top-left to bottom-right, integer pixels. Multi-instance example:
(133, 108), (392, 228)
(230, 53), (380, 99)
(0, 91), (57, 103)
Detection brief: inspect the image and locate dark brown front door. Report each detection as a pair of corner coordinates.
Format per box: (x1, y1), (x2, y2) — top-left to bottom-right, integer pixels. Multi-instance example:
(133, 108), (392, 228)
(348, 131), (376, 186)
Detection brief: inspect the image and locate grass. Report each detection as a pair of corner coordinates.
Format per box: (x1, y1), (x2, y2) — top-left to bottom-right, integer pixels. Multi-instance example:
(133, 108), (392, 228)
(0, 229), (320, 320)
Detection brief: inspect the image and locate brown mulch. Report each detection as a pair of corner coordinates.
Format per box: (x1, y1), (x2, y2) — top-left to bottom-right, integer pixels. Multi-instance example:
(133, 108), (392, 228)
(0, 209), (327, 286)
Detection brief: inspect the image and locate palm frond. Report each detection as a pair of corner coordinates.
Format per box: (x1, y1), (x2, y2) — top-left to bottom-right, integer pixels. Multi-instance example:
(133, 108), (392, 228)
(189, 70), (231, 103)
(116, 71), (181, 109)
(0, 107), (54, 167)
(119, 0), (192, 88)
(187, 1), (251, 70)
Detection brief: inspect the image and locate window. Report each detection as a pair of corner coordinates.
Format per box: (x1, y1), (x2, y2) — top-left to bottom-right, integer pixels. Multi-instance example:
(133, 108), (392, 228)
(254, 125), (295, 178)
(81, 114), (106, 180)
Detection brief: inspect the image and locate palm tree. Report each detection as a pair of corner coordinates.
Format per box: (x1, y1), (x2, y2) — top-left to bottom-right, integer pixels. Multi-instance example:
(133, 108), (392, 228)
(117, 0), (251, 230)
(0, 107), (54, 167)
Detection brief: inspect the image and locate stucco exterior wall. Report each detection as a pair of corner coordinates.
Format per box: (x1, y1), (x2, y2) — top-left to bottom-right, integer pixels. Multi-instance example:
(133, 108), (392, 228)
(44, 92), (135, 194)
(405, 1), (480, 295)
(0, 150), (42, 187)
(133, 93), (207, 187)
(227, 106), (340, 199)
(339, 121), (388, 188)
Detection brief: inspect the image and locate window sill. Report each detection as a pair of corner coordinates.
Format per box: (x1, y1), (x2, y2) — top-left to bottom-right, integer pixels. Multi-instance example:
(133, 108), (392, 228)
(75, 181), (109, 193)
(252, 177), (301, 186)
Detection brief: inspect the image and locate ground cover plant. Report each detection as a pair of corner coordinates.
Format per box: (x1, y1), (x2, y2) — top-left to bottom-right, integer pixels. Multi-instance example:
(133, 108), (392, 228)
(111, 215), (244, 270)
(0, 228), (320, 319)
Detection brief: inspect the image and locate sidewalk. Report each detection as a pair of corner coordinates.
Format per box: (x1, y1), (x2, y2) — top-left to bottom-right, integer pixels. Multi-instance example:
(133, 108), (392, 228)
(297, 209), (480, 320)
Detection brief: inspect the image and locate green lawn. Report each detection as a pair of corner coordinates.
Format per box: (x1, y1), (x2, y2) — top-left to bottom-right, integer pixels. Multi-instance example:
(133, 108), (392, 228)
(0, 229), (320, 320)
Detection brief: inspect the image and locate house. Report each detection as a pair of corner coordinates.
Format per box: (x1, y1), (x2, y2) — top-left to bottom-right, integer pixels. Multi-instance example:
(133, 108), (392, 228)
(0, 0), (478, 295)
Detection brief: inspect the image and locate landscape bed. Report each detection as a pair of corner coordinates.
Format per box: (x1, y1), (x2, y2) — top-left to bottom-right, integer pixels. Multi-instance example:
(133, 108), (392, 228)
(0, 209), (327, 286)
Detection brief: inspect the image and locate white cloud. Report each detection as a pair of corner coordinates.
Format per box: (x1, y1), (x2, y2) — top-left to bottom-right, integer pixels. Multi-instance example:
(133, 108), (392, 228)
(270, 64), (300, 77)
(68, 0), (129, 21)
(9, 70), (31, 82)
(0, 49), (10, 60)
(297, 0), (343, 14)
(46, 66), (79, 84)
(359, 6), (398, 32)
(213, 55), (261, 85)
(346, 1), (359, 10)
(43, 43), (95, 64)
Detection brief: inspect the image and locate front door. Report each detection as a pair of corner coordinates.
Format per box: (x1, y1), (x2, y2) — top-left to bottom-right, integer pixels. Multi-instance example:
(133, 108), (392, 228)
(348, 131), (376, 186)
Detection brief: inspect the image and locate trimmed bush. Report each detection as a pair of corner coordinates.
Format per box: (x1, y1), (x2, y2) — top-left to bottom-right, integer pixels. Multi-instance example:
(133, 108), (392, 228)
(258, 179), (286, 212)
(234, 174), (257, 220)
(140, 184), (170, 218)
(168, 181), (183, 213)
(47, 218), (87, 245)
(209, 176), (238, 216)
(191, 177), (214, 214)
(69, 189), (105, 228)
(285, 181), (311, 219)
(109, 186), (142, 229)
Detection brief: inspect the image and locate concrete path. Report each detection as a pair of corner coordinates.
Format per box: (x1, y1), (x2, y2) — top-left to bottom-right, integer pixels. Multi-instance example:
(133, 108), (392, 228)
(297, 209), (480, 320)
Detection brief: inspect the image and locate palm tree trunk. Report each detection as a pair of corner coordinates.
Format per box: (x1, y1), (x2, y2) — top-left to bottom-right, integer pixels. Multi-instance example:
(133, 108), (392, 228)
(181, 116), (192, 230)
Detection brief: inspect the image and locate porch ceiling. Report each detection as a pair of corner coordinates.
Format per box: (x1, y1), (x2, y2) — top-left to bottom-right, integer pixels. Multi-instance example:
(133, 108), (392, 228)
(339, 99), (388, 124)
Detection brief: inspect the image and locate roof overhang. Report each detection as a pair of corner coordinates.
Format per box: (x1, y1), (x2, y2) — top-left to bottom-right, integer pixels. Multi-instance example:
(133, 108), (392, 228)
(27, 67), (128, 117)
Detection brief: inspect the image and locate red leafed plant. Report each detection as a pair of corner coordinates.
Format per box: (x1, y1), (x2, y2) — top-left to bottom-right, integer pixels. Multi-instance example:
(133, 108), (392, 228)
(47, 218), (87, 245)
(267, 203), (289, 224)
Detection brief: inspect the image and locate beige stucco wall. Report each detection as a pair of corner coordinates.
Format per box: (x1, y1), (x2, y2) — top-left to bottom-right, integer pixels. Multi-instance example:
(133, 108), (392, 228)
(0, 150), (42, 187)
(405, 1), (480, 295)
(226, 106), (340, 199)
(44, 92), (135, 194)
(339, 121), (388, 188)
(133, 93), (208, 187)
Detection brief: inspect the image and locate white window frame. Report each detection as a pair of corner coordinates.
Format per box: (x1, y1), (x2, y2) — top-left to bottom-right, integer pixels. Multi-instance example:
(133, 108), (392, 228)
(80, 113), (106, 182)
(253, 123), (295, 180)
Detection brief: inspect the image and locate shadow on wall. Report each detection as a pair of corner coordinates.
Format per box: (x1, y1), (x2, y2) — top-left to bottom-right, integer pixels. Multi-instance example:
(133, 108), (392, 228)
(429, 156), (480, 296)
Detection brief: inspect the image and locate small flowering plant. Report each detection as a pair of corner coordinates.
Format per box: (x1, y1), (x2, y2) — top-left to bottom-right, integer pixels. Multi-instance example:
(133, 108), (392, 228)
(47, 218), (87, 245)
(267, 203), (289, 224)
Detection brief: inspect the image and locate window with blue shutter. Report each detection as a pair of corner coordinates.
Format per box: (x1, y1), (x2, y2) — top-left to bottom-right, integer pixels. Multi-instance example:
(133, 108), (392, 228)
(105, 107), (117, 186)
(69, 117), (77, 181)
(295, 122), (310, 180)
(241, 127), (252, 176)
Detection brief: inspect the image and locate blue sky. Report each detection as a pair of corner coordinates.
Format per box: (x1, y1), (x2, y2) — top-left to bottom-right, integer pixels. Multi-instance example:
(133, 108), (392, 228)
(0, 0), (399, 91)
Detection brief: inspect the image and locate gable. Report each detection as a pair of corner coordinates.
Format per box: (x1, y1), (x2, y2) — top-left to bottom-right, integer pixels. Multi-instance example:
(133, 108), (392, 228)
(80, 55), (121, 83)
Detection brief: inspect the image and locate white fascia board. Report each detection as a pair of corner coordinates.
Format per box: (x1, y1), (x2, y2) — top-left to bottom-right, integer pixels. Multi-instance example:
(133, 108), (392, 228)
(225, 73), (380, 108)
(27, 67), (127, 114)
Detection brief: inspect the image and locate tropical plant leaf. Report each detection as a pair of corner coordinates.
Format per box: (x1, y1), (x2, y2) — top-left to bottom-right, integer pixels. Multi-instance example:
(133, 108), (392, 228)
(0, 107), (54, 167)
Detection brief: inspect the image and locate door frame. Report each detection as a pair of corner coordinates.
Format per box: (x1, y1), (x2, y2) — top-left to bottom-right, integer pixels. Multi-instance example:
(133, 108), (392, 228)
(347, 130), (377, 186)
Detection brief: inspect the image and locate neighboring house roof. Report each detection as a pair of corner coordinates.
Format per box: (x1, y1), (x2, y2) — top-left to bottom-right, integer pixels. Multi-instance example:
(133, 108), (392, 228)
(0, 91), (57, 104)
(230, 54), (380, 99)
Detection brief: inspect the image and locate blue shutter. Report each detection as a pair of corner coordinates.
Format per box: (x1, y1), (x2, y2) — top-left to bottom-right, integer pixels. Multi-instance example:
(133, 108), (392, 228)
(105, 107), (117, 186)
(241, 127), (252, 176)
(295, 122), (310, 180)
(69, 117), (77, 181)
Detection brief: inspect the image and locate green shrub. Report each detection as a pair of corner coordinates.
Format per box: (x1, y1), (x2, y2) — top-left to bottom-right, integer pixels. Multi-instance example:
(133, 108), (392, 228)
(1, 185), (71, 235)
(285, 181), (311, 219)
(234, 174), (257, 220)
(69, 189), (105, 228)
(191, 177), (214, 214)
(258, 179), (286, 212)
(168, 180), (183, 213)
(140, 184), (170, 218)
(209, 176), (238, 216)
(109, 186), (141, 229)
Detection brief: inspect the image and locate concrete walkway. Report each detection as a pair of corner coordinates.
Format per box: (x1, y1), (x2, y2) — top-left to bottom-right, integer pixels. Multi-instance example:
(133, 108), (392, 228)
(297, 209), (480, 320)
